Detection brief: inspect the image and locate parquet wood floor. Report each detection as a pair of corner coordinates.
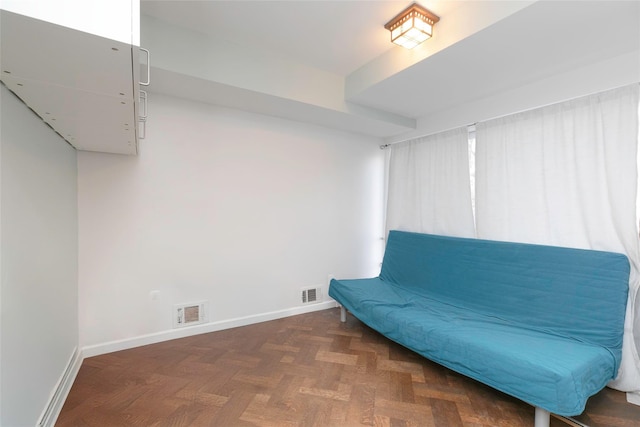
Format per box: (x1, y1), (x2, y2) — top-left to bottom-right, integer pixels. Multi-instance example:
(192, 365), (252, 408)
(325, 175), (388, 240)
(57, 308), (640, 427)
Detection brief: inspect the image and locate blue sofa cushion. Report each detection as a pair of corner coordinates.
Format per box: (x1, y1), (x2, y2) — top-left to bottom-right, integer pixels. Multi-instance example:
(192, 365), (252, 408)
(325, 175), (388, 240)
(328, 231), (630, 416)
(380, 231), (629, 359)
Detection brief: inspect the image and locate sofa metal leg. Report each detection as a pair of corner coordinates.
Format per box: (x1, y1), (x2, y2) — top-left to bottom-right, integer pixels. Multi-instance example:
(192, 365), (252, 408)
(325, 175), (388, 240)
(534, 407), (550, 427)
(340, 306), (346, 323)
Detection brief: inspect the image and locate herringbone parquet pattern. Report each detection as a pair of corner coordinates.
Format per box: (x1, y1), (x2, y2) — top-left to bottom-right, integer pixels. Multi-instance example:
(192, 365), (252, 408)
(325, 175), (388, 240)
(57, 308), (640, 426)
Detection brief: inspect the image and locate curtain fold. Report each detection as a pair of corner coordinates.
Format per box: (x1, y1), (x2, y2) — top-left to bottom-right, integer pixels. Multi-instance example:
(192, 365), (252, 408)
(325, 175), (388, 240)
(475, 84), (640, 392)
(385, 127), (475, 238)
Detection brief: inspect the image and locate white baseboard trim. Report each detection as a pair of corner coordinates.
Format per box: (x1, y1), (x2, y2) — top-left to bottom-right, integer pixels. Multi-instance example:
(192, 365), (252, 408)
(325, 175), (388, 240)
(82, 301), (339, 358)
(627, 391), (640, 406)
(37, 347), (83, 427)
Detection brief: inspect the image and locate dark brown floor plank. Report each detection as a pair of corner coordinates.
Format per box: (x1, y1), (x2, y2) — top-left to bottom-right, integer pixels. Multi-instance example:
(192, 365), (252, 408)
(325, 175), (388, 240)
(57, 308), (640, 426)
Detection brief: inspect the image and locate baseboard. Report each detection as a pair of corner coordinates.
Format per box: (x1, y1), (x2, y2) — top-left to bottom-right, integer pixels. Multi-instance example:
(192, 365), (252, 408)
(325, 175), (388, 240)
(37, 347), (83, 427)
(82, 300), (339, 358)
(627, 391), (640, 406)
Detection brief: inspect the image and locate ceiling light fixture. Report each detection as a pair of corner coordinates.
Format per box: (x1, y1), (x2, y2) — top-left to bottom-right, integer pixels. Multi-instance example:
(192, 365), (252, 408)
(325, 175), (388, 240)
(384, 3), (439, 49)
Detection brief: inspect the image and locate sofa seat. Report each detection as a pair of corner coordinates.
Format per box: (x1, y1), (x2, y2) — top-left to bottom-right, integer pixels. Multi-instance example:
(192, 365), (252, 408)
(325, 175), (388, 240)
(328, 231), (629, 423)
(330, 276), (618, 415)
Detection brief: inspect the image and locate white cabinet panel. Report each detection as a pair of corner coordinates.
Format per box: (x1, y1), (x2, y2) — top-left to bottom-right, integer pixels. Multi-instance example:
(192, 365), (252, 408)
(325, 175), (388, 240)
(1, 0), (139, 46)
(0, 9), (141, 154)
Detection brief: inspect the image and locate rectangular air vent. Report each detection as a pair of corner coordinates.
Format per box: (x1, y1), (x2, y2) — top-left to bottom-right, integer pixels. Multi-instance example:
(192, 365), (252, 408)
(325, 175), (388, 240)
(173, 301), (208, 328)
(301, 287), (322, 304)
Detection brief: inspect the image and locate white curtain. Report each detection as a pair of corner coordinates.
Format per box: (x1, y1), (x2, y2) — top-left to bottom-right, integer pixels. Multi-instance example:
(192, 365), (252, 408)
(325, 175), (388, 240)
(475, 84), (640, 392)
(386, 127), (475, 238)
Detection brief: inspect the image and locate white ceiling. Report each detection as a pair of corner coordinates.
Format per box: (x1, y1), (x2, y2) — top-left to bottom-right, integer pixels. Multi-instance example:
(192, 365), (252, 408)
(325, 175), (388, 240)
(352, 0), (640, 119)
(1, 1), (637, 156)
(142, 0), (640, 141)
(142, 0), (460, 76)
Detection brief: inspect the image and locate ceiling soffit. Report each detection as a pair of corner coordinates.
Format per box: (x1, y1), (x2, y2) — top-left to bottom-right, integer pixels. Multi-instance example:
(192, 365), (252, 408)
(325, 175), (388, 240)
(140, 1), (639, 140)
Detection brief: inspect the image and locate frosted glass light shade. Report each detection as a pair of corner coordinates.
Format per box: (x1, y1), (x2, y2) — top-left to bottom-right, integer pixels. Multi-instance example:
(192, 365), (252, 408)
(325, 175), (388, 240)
(385, 3), (439, 49)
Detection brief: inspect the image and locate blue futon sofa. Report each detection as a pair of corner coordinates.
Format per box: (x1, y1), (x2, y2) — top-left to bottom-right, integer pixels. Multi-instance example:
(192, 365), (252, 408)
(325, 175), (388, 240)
(328, 230), (629, 427)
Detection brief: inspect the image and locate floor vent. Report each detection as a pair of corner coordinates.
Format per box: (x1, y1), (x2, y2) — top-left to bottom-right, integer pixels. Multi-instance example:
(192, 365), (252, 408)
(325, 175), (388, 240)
(301, 287), (322, 304)
(174, 301), (208, 328)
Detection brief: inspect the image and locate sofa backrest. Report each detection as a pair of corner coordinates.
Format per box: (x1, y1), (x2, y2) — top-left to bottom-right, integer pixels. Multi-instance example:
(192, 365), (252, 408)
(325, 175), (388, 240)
(380, 230), (629, 356)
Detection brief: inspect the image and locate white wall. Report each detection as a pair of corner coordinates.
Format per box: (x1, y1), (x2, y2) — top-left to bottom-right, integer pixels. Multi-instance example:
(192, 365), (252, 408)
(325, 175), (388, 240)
(78, 93), (384, 349)
(0, 85), (78, 426)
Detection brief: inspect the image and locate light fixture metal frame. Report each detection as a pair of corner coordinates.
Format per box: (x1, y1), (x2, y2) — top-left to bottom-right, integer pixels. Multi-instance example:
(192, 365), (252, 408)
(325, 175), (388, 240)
(384, 3), (440, 49)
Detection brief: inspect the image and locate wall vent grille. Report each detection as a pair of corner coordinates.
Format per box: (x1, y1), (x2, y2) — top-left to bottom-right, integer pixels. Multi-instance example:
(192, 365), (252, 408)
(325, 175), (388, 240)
(174, 301), (208, 328)
(301, 287), (321, 304)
